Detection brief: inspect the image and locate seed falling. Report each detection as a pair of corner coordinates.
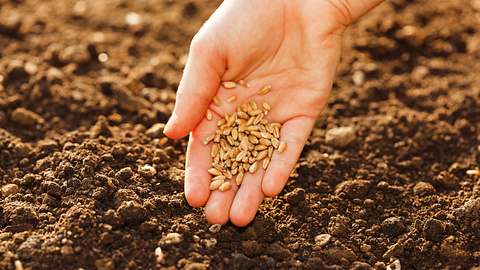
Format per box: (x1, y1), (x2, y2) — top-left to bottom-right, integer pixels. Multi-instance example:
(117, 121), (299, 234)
(205, 99), (284, 191)
(222, 81), (237, 89)
(227, 95), (237, 103)
(258, 85), (272, 95)
(206, 110), (213, 121)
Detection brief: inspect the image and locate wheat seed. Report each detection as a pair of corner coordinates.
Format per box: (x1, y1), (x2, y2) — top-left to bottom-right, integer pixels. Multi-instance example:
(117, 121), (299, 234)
(210, 179), (224, 190)
(205, 98), (285, 191)
(227, 95), (237, 103)
(262, 158), (270, 170)
(211, 175), (226, 181)
(219, 182), (232, 191)
(238, 80), (249, 87)
(204, 134), (215, 145)
(222, 81), (237, 89)
(258, 85), (272, 95)
(208, 167), (222, 176)
(206, 110), (213, 121)
(236, 171), (245, 185)
(249, 162), (258, 173)
(278, 141), (287, 153)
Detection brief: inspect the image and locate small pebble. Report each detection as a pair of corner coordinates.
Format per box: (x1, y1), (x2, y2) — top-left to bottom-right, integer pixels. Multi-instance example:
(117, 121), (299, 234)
(314, 234), (331, 247)
(413, 181), (436, 196)
(209, 224), (222, 233)
(146, 123), (165, 138)
(139, 164), (156, 178)
(352, 70), (365, 86)
(325, 126), (356, 148)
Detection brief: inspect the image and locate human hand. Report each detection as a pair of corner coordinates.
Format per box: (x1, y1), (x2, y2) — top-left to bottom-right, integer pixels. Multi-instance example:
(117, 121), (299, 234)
(164, 0), (383, 226)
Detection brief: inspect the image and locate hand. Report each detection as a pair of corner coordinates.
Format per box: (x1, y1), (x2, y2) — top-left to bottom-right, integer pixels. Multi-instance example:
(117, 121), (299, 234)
(163, 0), (380, 226)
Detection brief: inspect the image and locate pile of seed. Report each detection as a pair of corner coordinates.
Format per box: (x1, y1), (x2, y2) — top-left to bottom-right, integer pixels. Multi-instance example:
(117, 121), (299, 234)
(203, 86), (287, 192)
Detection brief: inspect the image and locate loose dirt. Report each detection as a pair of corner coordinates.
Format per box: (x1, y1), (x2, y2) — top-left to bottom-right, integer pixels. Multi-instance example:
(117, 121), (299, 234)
(1, 0), (479, 269)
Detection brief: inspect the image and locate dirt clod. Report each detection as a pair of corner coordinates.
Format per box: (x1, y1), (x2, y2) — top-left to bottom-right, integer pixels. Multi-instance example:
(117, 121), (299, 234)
(381, 217), (406, 237)
(1, 183), (19, 197)
(413, 181), (436, 196)
(115, 167), (134, 181)
(11, 108), (45, 126)
(335, 179), (371, 199)
(423, 218), (445, 242)
(117, 201), (147, 224)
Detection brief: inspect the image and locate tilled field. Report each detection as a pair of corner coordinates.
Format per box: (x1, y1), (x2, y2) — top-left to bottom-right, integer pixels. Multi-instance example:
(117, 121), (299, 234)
(0, 0), (479, 269)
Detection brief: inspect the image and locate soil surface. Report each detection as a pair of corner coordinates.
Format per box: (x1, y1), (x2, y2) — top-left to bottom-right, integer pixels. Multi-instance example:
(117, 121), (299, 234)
(1, 0), (479, 269)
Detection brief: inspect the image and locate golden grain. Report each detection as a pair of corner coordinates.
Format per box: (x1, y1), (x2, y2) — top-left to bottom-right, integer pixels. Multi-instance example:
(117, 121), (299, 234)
(210, 179), (224, 190)
(227, 95), (237, 103)
(204, 134), (215, 145)
(249, 162), (258, 173)
(256, 150), (268, 161)
(236, 171), (245, 185)
(206, 110), (213, 121)
(262, 158), (270, 170)
(211, 175), (226, 181)
(219, 181), (232, 191)
(271, 137), (280, 149)
(258, 85), (272, 95)
(278, 141), (287, 153)
(206, 99), (284, 191)
(222, 81), (237, 89)
(238, 80), (248, 87)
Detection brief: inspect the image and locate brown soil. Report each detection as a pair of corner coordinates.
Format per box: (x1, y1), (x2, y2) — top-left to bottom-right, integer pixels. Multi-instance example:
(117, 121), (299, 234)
(1, 0), (479, 269)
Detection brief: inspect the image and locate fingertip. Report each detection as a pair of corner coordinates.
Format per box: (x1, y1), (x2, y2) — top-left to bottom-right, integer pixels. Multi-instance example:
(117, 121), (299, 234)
(185, 189), (209, 208)
(163, 121), (188, 140)
(229, 208), (254, 227)
(205, 202), (229, 225)
(262, 176), (284, 197)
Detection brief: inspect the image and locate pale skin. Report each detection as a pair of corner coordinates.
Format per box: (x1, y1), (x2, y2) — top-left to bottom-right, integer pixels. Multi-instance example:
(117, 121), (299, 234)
(164, 0), (384, 226)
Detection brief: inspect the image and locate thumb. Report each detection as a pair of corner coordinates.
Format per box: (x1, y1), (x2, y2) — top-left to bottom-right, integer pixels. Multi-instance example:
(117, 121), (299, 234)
(163, 35), (224, 140)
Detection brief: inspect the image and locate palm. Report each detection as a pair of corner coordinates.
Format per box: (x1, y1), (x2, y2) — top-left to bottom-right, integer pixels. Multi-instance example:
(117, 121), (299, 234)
(167, 0), (346, 226)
